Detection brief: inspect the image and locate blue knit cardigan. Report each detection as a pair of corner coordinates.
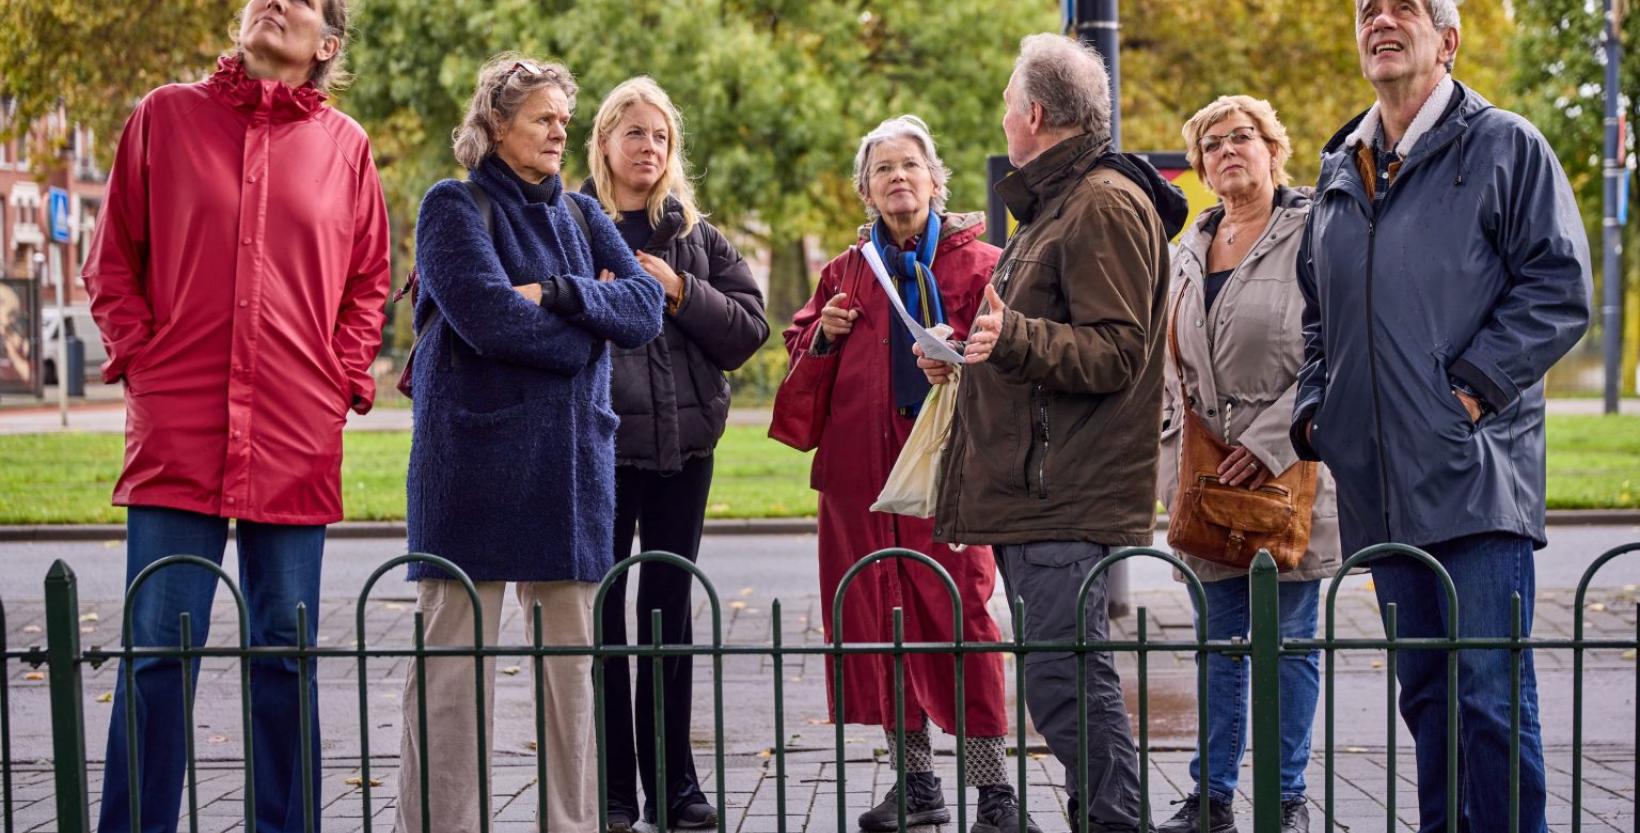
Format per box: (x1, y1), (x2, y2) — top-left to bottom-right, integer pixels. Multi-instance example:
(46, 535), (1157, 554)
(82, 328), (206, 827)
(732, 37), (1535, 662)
(406, 156), (664, 582)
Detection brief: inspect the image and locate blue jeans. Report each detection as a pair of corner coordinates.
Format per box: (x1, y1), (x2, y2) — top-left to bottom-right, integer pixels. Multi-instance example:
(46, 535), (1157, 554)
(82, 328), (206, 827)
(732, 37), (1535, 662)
(99, 506), (325, 833)
(1188, 577), (1321, 805)
(1369, 532), (1546, 833)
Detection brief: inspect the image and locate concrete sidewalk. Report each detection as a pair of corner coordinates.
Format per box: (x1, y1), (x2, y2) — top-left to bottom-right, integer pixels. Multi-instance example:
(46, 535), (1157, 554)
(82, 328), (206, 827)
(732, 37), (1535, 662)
(3, 574), (1635, 832)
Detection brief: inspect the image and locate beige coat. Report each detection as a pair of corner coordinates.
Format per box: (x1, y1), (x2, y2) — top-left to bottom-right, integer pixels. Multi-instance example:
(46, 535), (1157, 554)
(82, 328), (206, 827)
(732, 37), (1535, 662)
(1158, 187), (1341, 583)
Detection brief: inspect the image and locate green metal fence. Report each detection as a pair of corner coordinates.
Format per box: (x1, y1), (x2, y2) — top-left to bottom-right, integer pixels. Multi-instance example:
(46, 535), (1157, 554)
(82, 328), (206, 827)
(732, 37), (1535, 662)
(2, 541), (1637, 833)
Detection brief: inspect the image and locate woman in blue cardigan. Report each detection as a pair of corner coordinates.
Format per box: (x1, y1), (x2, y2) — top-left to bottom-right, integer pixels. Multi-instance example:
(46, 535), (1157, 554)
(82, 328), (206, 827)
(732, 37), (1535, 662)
(396, 53), (664, 833)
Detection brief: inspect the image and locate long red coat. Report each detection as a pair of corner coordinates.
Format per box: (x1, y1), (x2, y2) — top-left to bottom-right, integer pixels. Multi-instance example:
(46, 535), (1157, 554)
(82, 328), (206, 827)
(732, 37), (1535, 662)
(784, 213), (1008, 736)
(82, 58), (391, 525)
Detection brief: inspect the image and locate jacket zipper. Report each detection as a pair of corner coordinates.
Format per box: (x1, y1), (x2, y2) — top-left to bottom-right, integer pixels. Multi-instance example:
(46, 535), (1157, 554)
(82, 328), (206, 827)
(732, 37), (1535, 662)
(1364, 207), (1394, 541)
(1033, 384), (1050, 499)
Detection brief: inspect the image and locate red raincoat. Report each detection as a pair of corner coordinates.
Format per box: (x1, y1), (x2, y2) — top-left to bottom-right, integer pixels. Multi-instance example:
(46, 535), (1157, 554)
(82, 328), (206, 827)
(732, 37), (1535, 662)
(784, 214), (1008, 736)
(82, 58), (391, 525)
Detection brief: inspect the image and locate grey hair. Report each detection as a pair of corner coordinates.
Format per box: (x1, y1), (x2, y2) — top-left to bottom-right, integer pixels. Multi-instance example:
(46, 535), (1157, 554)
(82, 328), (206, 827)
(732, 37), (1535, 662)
(1011, 33), (1112, 141)
(1358, 0), (1462, 72)
(853, 115), (951, 220)
(451, 52), (578, 171)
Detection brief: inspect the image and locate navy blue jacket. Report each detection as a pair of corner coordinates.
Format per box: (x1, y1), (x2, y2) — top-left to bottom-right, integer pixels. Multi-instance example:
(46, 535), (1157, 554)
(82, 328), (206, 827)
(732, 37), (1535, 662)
(407, 156), (664, 582)
(1290, 82), (1591, 555)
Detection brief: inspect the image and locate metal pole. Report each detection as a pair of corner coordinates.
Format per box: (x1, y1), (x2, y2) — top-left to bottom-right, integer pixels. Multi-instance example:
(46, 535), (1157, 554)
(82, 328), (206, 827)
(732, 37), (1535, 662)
(1249, 550), (1282, 833)
(1069, 0), (1122, 151)
(44, 560), (91, 833)
(51, 245), (68, 427)
(1603, 0), (1626, 414)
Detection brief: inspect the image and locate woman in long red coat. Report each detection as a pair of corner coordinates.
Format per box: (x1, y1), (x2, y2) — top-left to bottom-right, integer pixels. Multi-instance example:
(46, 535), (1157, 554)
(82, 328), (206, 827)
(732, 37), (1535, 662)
(784, 116), (1028, 833)
(80, 2), (390, 831)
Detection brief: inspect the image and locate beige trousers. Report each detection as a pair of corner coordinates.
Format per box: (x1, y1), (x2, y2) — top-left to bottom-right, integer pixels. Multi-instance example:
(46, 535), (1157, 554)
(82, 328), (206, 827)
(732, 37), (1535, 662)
(394, 580), (598, 833)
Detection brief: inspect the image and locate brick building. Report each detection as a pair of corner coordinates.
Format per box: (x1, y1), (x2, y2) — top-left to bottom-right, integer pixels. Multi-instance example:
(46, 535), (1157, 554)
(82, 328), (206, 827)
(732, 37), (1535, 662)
(1, 101), (107, 304)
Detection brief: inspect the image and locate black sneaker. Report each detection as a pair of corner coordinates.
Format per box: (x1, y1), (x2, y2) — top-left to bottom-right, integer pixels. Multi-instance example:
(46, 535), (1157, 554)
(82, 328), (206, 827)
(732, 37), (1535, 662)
(643, 800), (719, 830)
(1155, 793), (1237, 833)
(606, 808), (637, 833)
(858, 771), (950, 831)
(972, 784), (1042, 833)
(1279, 797), (1309, 833)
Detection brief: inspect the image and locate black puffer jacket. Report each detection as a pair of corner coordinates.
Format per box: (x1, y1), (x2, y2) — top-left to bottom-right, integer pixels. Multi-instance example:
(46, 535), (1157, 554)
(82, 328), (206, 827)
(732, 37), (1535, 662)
(583, 185), (769, 472)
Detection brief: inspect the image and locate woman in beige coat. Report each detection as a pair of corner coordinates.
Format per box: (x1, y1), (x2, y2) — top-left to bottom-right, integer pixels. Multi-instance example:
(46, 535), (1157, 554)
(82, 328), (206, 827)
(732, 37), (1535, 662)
(1155, 95), (1341, 833)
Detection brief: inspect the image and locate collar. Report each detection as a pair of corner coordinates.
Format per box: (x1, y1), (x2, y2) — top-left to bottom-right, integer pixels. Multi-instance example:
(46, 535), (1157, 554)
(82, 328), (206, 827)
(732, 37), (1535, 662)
(205, 56), (326, 122)
(1343, 73), (1455, 158)
(478, 154), (563, 205)
(994, 133), (1106, 224)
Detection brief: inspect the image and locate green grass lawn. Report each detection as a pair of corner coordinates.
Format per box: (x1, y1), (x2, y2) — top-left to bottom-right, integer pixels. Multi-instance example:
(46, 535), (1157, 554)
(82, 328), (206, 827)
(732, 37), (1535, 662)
(0, 425), (815, 524)
(1, 415), (1633, 524)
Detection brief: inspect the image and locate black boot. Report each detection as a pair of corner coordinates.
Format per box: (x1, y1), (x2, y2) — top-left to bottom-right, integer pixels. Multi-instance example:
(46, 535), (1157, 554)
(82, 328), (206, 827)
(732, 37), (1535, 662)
(971, 784), (1042, 833)
(1279, 797), (1309, 833)
(858, 771), (949, 831)
(1156, 793), (1237, 833)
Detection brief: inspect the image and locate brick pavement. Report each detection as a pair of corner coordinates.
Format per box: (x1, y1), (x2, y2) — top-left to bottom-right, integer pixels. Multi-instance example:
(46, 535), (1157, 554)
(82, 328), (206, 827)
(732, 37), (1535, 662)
(3, 580), (1636, 832)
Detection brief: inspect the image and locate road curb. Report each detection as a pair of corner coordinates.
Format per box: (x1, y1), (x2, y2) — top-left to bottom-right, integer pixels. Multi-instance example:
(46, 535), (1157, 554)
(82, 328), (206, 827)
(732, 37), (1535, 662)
(3, 509), (1635, 542)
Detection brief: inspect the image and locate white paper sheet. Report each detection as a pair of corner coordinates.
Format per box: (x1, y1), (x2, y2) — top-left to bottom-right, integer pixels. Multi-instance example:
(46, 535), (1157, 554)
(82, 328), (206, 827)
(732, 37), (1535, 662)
(858, 243), (967, 364)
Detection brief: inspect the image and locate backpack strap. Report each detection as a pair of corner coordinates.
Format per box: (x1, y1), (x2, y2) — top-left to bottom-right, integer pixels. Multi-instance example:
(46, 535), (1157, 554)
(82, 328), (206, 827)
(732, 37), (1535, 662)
(562, 191), (591, 245)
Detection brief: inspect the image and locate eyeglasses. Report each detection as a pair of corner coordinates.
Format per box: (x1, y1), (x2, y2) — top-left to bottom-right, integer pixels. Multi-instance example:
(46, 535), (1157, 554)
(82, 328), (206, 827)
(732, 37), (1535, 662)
(1199, 127), (1262, 155)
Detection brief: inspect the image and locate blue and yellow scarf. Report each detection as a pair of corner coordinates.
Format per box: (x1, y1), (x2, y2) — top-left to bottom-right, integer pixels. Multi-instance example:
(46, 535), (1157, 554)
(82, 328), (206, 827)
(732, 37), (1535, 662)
(872, 213), (944, 417)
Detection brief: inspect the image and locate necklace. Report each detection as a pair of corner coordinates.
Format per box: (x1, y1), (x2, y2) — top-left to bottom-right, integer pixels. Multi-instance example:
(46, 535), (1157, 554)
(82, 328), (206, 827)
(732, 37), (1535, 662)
(1223, 211), (1271, 247)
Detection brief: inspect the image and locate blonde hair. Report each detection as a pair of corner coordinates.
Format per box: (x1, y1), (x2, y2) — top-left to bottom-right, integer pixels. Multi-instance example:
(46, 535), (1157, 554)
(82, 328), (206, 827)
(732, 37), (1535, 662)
(1181, 95), (1294, 190)
(451, 53), (578, 171)
(586, 76), (700, 234)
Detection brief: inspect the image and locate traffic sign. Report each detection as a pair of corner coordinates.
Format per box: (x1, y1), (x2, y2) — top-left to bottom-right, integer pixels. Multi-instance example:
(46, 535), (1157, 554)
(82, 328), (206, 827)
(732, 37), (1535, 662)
(46, 188), (71, 244)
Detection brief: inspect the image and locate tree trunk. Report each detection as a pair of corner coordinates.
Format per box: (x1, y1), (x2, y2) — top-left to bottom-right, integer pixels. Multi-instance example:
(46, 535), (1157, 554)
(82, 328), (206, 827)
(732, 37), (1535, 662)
(765, 235), (814, 329)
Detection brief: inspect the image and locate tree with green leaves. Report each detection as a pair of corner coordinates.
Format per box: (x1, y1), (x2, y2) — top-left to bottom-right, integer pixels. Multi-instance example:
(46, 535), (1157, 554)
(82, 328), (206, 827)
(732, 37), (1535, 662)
(0, 1), (238, 164)
(1511, 0), (1639, 393)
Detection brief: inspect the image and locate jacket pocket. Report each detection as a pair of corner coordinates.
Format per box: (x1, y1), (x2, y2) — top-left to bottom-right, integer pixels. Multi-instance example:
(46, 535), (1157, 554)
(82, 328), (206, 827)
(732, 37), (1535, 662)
(1430, 350), (1476, 438)
(1023, 384), (1051, 499)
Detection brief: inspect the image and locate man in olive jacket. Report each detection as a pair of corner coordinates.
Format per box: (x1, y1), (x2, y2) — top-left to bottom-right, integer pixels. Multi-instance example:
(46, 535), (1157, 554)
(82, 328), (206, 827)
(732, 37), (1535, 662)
(1290, 3), (1591, 832)
(921, 34), (1186, 833)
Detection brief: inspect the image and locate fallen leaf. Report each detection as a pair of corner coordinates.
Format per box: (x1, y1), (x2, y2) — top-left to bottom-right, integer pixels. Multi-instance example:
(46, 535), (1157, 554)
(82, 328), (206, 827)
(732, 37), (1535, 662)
(79, 612), (99, 623)
(383, 602), (406, 611)
(1622, 650), (1637, 662)
(342, 776), (384, 787)
(730, 601), (747, 610)
(1370, 660), (1384, 669)
(787, 676), (803, 683)
(97, 692), (113, 703)
(24, 672), (43, 681)
(502, 666), (521, 676)
(1625, 585), (1638, 593)
(526, 740), (537, 751)
(1588, 602), (1608, 613)
(741, 587), (755, 597)
(208, 735), (229, 744)
(81, 626), (95, 634)
(1346, 746), (1368, 753)
(758, 748), (773, 759)
(22, 625), (41, 635)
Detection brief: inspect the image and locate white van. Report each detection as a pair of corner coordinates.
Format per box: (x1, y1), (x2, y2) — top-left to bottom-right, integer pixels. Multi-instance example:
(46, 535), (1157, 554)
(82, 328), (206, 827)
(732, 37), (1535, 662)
(40, 306), (107, 383)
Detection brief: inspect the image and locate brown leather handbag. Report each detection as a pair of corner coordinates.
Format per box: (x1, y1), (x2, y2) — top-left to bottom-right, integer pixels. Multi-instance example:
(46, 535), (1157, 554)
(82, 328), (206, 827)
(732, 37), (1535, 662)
(1165, 295), (1318, 571)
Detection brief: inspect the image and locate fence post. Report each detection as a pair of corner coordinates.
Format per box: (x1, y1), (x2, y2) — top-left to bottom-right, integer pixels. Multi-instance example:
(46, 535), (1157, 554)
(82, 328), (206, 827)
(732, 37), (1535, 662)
(1248, 550), (1281, 833)
(44, 560), (90, 833)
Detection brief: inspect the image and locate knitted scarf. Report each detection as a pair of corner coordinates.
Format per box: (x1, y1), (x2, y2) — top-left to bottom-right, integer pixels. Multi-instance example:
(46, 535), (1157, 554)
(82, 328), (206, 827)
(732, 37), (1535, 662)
(872, 212), (944, 417)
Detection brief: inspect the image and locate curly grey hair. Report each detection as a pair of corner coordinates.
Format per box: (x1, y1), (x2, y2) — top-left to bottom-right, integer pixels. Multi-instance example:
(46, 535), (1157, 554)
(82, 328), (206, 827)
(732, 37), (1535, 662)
(1011, 33), (1112, 142)
(451, 53), (578, 171)
(853, 115), (951, 220)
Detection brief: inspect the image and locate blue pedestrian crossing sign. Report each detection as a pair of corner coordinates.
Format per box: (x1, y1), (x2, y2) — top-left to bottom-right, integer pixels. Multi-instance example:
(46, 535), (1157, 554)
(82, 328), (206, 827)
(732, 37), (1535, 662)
(47, 188), (71, 243)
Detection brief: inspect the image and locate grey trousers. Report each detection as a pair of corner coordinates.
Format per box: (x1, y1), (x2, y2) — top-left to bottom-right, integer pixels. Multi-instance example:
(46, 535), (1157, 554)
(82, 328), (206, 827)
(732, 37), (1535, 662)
(997, 541), (1142, 833)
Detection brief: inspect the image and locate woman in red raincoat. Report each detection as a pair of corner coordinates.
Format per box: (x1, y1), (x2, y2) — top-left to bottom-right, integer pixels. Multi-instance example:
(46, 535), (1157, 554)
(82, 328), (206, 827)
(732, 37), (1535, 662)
(79, 2), (390, 831)
(783, 116), (1027, 833)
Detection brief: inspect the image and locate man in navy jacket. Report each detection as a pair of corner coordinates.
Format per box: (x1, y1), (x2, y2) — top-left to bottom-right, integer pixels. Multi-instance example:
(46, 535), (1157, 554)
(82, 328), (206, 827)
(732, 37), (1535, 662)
(1290, 2), (1591, 831)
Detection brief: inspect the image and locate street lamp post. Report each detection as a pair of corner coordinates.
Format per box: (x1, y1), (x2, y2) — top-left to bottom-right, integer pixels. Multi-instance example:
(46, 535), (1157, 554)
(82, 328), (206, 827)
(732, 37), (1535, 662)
(1068, 0), (1121, 151)
(1603, 0), (1627, 414)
